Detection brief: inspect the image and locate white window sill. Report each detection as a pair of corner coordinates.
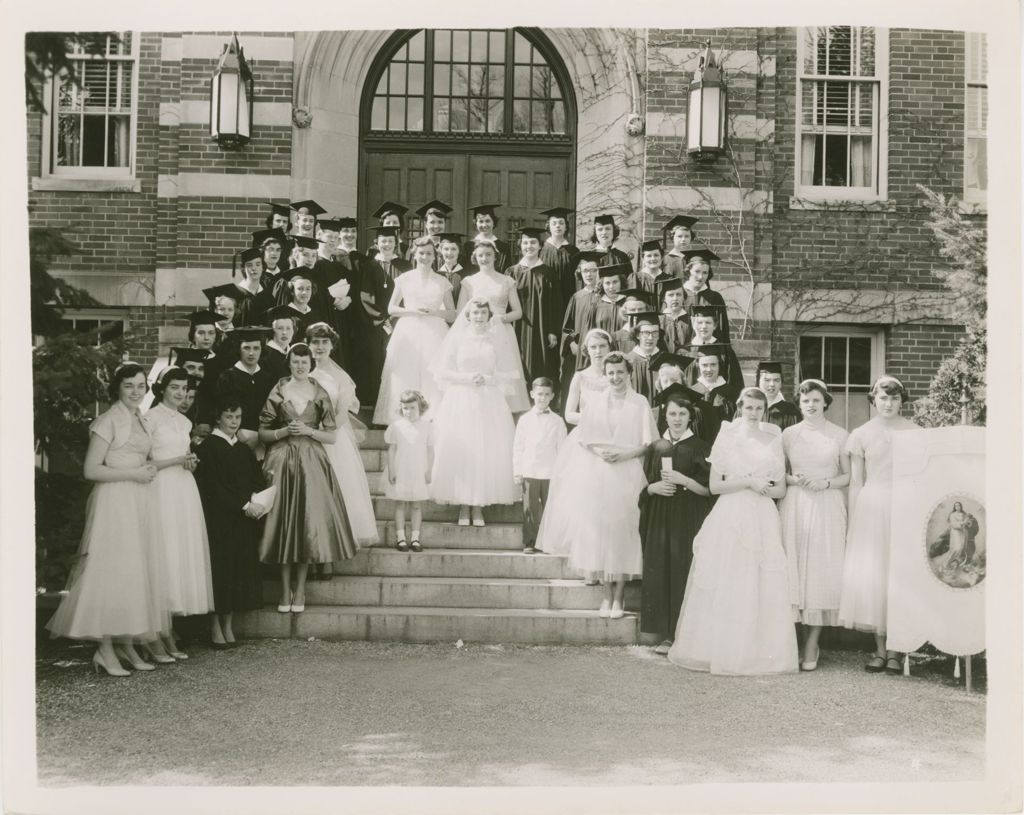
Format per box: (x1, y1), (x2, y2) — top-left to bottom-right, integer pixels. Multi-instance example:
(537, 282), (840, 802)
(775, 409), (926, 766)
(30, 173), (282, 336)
(31, 177), (142, 193)
(958, 198), (987, 215)
(788, 195), (895, 213)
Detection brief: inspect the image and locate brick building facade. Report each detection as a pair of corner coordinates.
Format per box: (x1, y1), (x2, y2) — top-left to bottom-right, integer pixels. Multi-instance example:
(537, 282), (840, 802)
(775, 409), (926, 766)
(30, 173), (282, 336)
(27, 27), (986, 428)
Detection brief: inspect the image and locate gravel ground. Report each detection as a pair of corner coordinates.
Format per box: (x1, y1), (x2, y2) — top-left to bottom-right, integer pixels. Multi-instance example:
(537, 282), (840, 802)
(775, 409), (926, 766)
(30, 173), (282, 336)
(36, 638), (985, 787)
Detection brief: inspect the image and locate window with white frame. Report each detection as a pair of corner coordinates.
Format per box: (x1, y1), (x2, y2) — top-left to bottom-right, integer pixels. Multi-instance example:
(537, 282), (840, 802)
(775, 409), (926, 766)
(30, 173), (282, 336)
(58, 309), (127, 346)
(44, 32), (138, 178)
(798, 327), (885, 431)
(795, 27), (888, 201)
(964, 33), (988, 204)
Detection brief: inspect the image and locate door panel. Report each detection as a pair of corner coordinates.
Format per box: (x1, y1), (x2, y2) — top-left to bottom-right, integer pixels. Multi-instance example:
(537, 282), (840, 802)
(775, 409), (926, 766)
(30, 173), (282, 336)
(363, 150), (569, 242)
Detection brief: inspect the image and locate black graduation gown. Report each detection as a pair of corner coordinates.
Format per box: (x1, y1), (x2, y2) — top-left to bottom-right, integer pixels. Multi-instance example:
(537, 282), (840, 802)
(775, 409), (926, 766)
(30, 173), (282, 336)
(283, 304), (322, 345)
(216, 364), (277, 432)
(765, 399), (802, 431)
(509, 261), (561, 387)
(680, 286), (731, 343)
(260, 344), (290, 386)
(638, 272), (678, 308)
(658, 313), (689, 354)
(463, 237), (511, 275)
(540, 240), (581, 313)
(195, 435), (265, 613)
(376, 255), (413, 285)
(595, 245), (636, 288)
(233, 283), (275, 327)
(438, 264), (469, 308)
(560, 287), (600, 382)
(592, 294), (627, 338)
(195, 350), (232, 429)
(359, 255), (395, 407)
(321, 252), (375, 396)
(626, 348), (658, 404)
(613, 326), (636, 354)
(681, 340), (745, 402)
(689, 381), (736, 445)
(638, 435), (712, 636)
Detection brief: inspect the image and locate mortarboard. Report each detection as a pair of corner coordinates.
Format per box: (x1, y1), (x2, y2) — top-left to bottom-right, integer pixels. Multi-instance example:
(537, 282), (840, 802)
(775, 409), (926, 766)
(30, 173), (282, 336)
(756, 360), (784, 378)
(630, 310), (661, 328)
(290, 200), (326, 216)
(468, 203), (502, 218)
(682, 247), (720, 264)
(654, 381), (705, 407)
(267, 201), (291, 218)
(598, 263), (632, 279)
(367, 226), (400, 240)
(593, 213), (617, 226)
(415, 200), (453, 218)
(203, 284), (242, 305)
(517, 226), (546, 240)
(438, 232), (466, 244)
(279, 268), (316, 285)
(266, 305), (300, 323)
(619, 288), (654, 305)
(335, 216), (358, 229)
(317, 218), (343, 232)
(239, 247), (262, 265)
(660, 278), (684, 294)
(540, 206), (573, 220)
(663, 215), (699, 232)
(231, 326), (274, 344)
(373, 201), (409, 220)
(576, 250), (605, 265)
(169, 347), (211, 365)
(292, 235), (320, 251)
(688, 303), (723, 320)
(252, 228), (287, 248)
(651, 352), (692, 372)
(641, 239), (664, 254)
(187, 310), (221, 328)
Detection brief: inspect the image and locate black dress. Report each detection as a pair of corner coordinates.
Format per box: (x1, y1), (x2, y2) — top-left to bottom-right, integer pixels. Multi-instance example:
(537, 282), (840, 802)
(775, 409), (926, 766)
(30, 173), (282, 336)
(559, 287), (600, 380)
(509, 261), (562, 388)
(766, 399), (802, 431)
(216, 364), (276, 432)
(539, 240), (581, 318)
(196, 434), (265, 613)
(639, 435), (712, 636)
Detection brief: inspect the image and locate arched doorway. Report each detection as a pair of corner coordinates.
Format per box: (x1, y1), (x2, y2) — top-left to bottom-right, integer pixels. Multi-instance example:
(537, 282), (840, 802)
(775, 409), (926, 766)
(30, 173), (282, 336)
(358, 28), (577, 241)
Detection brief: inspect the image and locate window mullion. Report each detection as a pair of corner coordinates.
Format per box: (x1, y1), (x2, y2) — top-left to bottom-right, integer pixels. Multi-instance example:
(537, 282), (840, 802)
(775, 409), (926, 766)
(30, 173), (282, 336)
(503, 29), (514, 134)
(424, 30), (435, 134)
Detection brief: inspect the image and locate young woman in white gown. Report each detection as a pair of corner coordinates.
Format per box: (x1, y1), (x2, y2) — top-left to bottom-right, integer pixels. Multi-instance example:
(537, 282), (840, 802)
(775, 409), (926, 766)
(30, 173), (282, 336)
(668, 387), (799, 675)
(838, 375), (919, 675)
(372, 237), (457, 425)
(538, 348), (655, 617)
(145, 366), (215, 660)
(429, 298), (518, 527)
(306, 322), (379, 548)
(456, 239), (531, 413)
(778, 379), (850, 671)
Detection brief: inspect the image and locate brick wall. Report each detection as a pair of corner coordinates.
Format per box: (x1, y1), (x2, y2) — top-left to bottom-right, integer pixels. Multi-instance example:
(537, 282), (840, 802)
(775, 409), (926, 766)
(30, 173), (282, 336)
(887, 322), (965, 400)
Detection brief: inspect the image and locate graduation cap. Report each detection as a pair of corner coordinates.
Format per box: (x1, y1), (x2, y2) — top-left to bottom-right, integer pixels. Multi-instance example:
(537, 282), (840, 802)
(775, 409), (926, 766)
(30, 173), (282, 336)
(660, 277), (684, 293)
(598, 263), (632, 279)
(517, 226), (545, 240)
(367, 226), (401, 240)
(688, 303), (723, 320)
(640, 239), (664, 254)
(266, 305), (300, 323)
(619, 288), (654, 306)
(373, 201), (409, 220)
(415, 200), (452, 218)
(437, 232), (466, 244)
(251, 228), (287, 248)
(279, 268), (316, 285)
(692, 342), (732, 361)
(654, 381), (705, 408)
(267, 201), (291, 218)
(540, 206), (573, 220)
(317, 218), (343, 232)
(239, 247), (262, 264)
(663, 215), (699, 233)
(651, 352), (692, 372)
(593, 213), (617, 226)
(203, 284), (242, 304)
(292, 235), (320, 251)
(756, 360), (784, 379)
(682, 247), (720, 264)
(231, 325), (274, 344)
(335, 216), (358, 229)
(187, 310), (222, 328)
(630, 310), (661, 328)
(468, 203), (502, 218)
(169, 347), (211, 366)
(290, 200), (326, 216)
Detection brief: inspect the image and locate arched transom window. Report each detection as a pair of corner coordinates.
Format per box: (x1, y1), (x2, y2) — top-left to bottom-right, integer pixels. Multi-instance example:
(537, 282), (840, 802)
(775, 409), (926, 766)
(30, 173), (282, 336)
(368, 29), (569, 136)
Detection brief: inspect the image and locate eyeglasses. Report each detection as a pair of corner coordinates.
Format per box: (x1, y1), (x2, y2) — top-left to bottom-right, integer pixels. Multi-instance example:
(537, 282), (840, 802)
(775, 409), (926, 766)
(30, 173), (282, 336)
(637, 329), (660, 337)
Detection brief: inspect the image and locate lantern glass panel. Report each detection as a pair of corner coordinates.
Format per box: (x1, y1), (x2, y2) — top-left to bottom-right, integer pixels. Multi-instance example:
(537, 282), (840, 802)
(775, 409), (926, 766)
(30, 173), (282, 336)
(218, 73), (239, 136)
(687, 87), (701, 147)
(701, 86), (720, 148)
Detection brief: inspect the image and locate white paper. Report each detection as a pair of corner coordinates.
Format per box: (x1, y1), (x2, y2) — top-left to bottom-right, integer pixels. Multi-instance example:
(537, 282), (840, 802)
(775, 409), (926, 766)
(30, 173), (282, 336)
(661, 457), (673, 472)
(328, 279), (350, 299)
(249, 485), (277, 518)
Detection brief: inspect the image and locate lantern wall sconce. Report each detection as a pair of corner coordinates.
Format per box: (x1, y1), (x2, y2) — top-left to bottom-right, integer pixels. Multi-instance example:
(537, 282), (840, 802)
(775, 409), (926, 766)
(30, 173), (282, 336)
(687, 40), (727, 160)
(210, 34), (254, 150)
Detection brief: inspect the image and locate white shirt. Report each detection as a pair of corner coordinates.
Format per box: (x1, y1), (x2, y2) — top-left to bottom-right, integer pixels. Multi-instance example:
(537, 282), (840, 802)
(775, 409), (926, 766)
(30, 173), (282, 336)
(233, 361), (261, 375)
(513, 408), (568, 479)
(266, 340), (290, 355)
(691, 334), (718, 346)
(663, 428), (694, 443)
(766, 392), (785, 407)
(697, 375), (727, 392)
(211, 428), (238, 446)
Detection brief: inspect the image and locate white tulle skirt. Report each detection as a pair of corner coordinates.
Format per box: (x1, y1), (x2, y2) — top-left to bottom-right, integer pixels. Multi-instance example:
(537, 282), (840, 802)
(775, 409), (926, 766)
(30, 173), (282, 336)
(491, 320), (531, 413)
(373, 314), (449, 425)
(668, 490), (798, 675)
(325, 423), (380, 545)
(838, 481), (892, 634)
(151, 466), (215, 615)
(536, 428), (644, 580)
(430, 382), (517, 506)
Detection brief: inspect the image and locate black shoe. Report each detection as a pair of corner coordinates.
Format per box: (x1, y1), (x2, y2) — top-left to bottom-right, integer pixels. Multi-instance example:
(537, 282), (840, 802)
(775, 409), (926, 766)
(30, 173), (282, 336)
(211, 641), (231, 651)
(410, 539), (423, 552)
(396, 539), (409, 552)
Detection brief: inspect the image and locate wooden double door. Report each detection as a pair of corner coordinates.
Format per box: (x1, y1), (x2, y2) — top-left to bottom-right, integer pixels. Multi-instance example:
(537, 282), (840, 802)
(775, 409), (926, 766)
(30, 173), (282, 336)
(362, 150), (573, 246)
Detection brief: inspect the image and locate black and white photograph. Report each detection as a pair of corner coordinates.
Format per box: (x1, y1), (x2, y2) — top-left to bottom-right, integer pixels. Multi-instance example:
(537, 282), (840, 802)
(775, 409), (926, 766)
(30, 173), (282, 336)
(1, 1), (1020, 813)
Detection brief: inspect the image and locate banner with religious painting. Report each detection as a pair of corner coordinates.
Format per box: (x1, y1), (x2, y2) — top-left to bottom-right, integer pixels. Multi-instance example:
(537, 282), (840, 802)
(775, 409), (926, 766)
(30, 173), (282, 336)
(887, 426), (985, 656)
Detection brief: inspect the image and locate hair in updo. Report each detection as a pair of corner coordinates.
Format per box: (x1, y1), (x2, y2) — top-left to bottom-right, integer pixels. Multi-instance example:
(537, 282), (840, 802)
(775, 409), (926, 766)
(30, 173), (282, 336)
(464, 297), (494, 320)
(870, 375), (909, 402)
(411, 235), (436, 254)
(796, 378), (833, 409)
(286, 342), (317, 371)
(603, 350), (633, 374)
(397, 389), (429, 415)
(305, 322), (340, 346)
(583, 328), (612, 349)
(152, 366), (189, 404)
(107, 362), (148, 401)
(685, 256), (714, 282)
(733, 386), (768, 417)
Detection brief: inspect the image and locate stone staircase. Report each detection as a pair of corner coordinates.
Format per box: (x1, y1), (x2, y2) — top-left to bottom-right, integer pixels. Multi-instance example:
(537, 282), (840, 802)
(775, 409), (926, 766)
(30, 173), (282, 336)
(236, 428), (644, 645)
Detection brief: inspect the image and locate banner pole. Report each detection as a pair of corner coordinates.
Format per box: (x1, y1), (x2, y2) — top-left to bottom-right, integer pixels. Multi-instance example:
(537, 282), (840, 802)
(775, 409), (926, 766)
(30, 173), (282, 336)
(965, 655), (973, 693)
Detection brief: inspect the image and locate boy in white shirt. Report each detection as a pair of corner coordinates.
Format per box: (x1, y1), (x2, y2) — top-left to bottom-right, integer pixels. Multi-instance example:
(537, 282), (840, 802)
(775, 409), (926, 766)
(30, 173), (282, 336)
(512, 377), (567, 554)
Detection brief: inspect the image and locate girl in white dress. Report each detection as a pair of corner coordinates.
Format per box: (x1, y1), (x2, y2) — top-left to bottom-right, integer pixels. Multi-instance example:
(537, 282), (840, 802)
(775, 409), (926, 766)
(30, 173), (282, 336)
(539, 348), (654, 617)
(372, 237), (457, 425)
(668, 387), (799, 675)
(146, 367), (215, 660)
(838, 375), (919, 675)
(385, 390), (434, 551)
(430, 298), (518, 527)
(306, 322), (379, 548)
(779, 379), (850, 671)
(456, 240), (531, 412)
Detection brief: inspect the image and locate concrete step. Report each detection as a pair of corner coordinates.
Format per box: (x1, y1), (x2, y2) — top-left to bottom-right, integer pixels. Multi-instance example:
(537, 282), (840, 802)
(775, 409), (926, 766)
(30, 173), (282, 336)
(373, 497), (523, 523)
(360, 448), (384, 470)
(359, 428), (388, 450)
(368, 520), (523, 550)
(235, 605), (640, 645)
(333, 547), (572, 579)
(262, 576), (640, 611)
